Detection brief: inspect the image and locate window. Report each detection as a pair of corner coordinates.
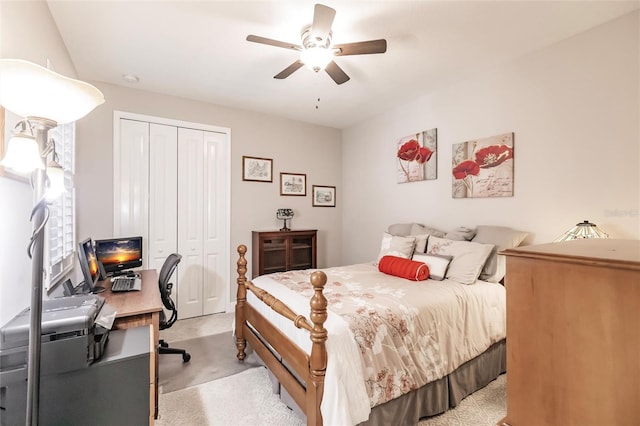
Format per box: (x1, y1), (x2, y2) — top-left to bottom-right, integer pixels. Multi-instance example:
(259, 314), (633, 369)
(45, 122), (75, 290)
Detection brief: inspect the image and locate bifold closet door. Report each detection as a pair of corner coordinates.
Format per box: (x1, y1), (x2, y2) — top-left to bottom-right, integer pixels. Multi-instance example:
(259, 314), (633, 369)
(201, 131), (227, 316)
(148, 124), (178, 274)
(115, 113), (229, 319)
(114, 119), (149, 256)
(177, 128), (226, 318)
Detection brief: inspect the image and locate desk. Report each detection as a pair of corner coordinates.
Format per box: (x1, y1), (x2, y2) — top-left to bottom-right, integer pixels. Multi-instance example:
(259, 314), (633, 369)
(99, 269), (162, 420)
(0, 326), (153, 426)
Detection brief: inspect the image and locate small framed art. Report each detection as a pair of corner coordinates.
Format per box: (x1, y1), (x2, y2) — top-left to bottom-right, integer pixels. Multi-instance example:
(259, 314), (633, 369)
(280, 172), (306, 196)
(242, 156), (273, 182)
(312, 185), (336, 207)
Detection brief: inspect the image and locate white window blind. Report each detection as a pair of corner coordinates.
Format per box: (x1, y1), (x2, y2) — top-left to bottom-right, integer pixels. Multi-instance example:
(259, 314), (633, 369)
(45, 122), (76, 290)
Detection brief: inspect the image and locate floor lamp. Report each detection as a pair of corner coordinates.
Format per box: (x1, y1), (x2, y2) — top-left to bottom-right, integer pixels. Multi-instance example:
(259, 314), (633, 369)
(0, 59), (104, 425)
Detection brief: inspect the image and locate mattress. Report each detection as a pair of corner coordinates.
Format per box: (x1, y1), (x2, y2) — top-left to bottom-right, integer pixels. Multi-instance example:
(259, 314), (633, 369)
(247, 263), (506, 425)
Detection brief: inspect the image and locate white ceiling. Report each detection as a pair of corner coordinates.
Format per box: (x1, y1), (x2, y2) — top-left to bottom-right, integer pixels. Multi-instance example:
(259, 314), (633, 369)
(47, 1), (639, 129)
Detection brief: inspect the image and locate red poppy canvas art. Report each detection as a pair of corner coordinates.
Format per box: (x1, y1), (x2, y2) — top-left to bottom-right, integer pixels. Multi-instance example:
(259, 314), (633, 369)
(396, 128), (437, 183)
(452, 132), (514, 198)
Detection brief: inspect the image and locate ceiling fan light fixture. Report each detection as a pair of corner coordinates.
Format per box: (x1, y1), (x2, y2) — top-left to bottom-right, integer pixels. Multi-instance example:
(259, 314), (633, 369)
(246, 4), (385, 84)
(300, 47), (334, 72)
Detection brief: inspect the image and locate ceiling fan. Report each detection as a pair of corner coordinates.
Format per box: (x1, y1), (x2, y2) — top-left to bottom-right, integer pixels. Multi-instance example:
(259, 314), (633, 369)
(246, 3), (387, 85)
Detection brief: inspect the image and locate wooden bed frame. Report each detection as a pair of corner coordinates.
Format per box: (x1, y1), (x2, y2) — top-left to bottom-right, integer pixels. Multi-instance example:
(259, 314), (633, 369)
(234, 244), (328, 426)
(234, 244), (507, 426)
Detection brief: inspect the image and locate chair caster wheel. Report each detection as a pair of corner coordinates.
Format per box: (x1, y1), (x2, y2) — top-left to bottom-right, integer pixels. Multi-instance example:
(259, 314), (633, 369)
(183, 353), (191, 363)
(160, 341), (168, 348)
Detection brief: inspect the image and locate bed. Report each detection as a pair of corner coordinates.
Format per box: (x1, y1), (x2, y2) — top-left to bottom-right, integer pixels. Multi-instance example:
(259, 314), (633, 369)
(234, 224), (527, 425)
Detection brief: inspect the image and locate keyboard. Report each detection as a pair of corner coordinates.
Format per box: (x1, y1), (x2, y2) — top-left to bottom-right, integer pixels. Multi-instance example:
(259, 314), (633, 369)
(111, 276), (142, 292)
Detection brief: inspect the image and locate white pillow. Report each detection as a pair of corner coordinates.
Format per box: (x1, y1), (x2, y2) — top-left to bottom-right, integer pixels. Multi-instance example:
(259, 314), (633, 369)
(412, 253), (453, 281)
(472, 225), (528, 283)
(426, 236), (494, 284)
(377, 232), (416, 263)
(412, 234), (429, 253)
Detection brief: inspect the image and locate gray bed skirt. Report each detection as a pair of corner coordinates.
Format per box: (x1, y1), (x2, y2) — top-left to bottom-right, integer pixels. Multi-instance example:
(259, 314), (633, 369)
(360, 339), (506, 426)
(256, 335), (506, 425)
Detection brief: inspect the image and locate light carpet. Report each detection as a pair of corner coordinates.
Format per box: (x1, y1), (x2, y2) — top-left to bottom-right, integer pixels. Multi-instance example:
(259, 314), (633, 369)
(157, 367), (304, 426)
(158, 366), (506, 425)
(159, 331), (261, 393)
(418, 374), (506, 425)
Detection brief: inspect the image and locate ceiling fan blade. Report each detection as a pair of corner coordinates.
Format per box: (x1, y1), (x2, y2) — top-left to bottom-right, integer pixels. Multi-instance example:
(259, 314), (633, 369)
(312, 4), (336, 39)
(246, 35), (302, 51)
(274, 60), (304, 79)
(334, 39), (387, 56)
(325, 61), (350, 85)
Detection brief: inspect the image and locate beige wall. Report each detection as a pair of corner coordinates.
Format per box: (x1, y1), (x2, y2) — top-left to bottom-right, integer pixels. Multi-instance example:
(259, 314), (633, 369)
(341, 11), (640, 264)
(2, 1), (639, 323)
(76, 83), (343, 304)
(0, 1), (78, 325)
(0, 1), (342, 320)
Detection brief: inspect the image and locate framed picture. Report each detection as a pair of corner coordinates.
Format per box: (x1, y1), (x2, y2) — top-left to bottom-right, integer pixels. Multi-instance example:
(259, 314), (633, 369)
(312, 185), (336, 207)
(452, 132), (514, 198)
(280, 172), (306, 196)
(396, 128), (438, 183)
(242, 155), (273, 182)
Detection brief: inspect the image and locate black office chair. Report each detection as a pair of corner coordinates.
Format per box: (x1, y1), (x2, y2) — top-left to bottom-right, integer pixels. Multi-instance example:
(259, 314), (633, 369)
(158, 253), (191, 362)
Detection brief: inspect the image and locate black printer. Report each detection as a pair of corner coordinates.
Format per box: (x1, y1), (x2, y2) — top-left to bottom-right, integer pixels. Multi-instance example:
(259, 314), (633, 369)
(0, 294), (109, 376)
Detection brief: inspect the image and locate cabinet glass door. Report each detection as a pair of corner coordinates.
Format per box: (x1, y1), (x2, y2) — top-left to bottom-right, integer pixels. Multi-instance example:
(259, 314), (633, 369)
(263, 238), (287, 274)
(291, 236), (312, 270)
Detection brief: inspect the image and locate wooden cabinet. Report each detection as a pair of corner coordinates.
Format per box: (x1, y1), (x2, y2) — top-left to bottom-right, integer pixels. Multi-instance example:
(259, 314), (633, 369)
(499, 239), (640, 426)
(252, 230), (317, 278)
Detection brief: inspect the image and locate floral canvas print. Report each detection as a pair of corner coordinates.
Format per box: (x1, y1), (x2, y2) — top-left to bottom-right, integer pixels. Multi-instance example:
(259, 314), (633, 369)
(452, 132), (514, 198)
(396, 128), (437, 183)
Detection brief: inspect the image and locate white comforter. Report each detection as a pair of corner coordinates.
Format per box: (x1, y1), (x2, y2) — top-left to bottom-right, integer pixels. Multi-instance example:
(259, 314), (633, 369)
(247, 263), (506, 426)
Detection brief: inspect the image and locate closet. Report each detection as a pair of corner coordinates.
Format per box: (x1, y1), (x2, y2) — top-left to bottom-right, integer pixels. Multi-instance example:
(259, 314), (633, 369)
(113, 112), (230, 318)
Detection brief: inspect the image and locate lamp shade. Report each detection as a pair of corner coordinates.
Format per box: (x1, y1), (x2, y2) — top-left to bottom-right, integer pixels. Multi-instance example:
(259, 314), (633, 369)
(0, 59), (104, 124)
(555, 220), (609, 242)
(300, 47), (334, 72)
(45, 161), (66, 200)
(0, 133), (44, 174)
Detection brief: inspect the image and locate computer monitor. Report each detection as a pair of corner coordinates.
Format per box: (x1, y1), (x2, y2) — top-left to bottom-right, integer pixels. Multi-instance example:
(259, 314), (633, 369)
(94, 236), (143, 276)
(77, 238), (105, 294)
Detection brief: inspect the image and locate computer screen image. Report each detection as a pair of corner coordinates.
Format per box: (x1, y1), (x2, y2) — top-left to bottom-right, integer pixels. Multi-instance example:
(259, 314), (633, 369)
(77, 238), (105, 294)
(95, 236), (143, 275)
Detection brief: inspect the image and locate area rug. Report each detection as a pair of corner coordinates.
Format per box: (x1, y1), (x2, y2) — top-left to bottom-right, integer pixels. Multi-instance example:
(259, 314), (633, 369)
(158, 331), (261, 393)
(157, 367), (304, 426)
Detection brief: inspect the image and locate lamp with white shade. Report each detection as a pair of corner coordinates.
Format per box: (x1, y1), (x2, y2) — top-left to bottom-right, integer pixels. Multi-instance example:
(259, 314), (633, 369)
(0, 58), (104, 425)
(555, 220), (609, 242)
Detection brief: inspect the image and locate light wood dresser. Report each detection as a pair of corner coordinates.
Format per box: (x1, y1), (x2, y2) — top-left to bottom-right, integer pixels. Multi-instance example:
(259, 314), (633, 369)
(499, 238), (640, 426)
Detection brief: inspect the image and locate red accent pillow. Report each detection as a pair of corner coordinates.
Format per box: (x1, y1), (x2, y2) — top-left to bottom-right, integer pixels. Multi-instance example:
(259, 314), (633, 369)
(378, 255), (430, 281)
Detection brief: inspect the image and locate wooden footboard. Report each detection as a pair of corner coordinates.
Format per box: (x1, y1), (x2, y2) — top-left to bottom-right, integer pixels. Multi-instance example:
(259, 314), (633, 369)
(235, 245), (327, 426)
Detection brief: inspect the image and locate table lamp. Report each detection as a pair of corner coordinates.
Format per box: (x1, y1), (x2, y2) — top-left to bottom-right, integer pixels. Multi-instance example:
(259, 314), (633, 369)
(276, 208), (294, 231)
(0, 58), (104, 425)
(554, 220), (609, 242)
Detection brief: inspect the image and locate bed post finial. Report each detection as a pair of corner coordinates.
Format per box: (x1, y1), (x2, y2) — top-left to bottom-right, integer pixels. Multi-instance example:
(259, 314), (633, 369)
(235, 244), (248, 362)
(308, 271), (328, 425)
